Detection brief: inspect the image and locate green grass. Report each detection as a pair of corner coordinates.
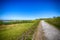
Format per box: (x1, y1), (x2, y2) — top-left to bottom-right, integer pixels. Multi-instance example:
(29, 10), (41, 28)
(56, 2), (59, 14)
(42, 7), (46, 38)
(0, 20), (39, 40)
(45, 17), (60, 30)
(0, 20), (35, 25)
(0, 23), (34, 40)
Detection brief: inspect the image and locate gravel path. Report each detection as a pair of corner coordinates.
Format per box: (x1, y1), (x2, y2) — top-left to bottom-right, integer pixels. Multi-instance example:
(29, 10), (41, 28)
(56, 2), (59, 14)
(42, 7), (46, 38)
(41, 20), (60, 40)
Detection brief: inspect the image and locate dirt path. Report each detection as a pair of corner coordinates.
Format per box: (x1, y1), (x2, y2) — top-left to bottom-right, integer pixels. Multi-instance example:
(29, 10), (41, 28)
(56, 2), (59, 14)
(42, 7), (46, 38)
(32, 20), (60, 40)
(32, 21), (45, 40)
(41, 20), (60, 40)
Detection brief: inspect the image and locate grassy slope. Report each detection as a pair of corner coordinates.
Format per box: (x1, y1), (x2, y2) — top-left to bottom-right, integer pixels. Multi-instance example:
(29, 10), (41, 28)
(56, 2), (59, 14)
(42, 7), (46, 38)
(45, 17), (60, 30)
(0, 23), (34, 40)
(0, 21), (39, 40)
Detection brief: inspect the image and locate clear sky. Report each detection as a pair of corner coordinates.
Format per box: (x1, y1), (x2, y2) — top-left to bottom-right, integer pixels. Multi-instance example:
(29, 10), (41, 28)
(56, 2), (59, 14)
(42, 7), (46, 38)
(0, 0), (60, 20)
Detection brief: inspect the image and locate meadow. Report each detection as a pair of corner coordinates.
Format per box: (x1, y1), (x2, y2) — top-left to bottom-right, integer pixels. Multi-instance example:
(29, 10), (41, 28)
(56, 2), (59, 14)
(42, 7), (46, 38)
(45, 17), (60, 30)
(1, 17), (60, 40)
(0, 20), (40, 40)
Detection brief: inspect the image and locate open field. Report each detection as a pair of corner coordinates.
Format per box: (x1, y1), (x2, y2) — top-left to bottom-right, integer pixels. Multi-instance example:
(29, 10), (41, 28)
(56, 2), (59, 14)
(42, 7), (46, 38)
(45, 17), (60, 30)
(0, 20), (40, 40)
(0, 17), (60, 40)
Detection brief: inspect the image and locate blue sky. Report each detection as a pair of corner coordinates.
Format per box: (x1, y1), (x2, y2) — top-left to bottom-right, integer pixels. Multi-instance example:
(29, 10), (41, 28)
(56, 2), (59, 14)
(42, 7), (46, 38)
(0, 0), (60, 20)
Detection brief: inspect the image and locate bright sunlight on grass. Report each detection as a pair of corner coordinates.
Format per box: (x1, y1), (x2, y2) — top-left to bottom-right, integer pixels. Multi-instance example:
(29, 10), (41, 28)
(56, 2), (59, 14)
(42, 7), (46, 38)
(0, 23), (34, 40)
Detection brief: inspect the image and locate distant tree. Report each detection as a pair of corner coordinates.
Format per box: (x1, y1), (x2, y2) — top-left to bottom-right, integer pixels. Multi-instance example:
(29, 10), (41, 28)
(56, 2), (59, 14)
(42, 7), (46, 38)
(57, 16), (60, 18)
(0, 20), (3, 25)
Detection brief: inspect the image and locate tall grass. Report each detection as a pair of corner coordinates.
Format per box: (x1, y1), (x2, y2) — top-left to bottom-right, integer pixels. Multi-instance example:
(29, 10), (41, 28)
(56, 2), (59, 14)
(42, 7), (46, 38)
(19, 20), (40, 40)
(0, 20), (40, 40)
(45, 17), (60, 30)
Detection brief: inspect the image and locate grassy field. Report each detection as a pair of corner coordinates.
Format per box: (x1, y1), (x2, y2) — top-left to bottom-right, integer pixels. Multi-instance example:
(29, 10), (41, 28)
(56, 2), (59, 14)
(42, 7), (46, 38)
(45, 17), (60, 30)
(0, 20), (40, 40)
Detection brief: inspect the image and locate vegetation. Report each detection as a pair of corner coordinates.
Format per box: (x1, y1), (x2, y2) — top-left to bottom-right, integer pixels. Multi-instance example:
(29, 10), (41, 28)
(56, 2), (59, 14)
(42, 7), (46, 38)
(0, 20), (35, 25)
(0, 20), (40, 40)
(45, 17), (60, 30)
